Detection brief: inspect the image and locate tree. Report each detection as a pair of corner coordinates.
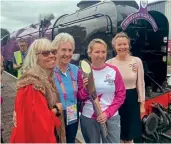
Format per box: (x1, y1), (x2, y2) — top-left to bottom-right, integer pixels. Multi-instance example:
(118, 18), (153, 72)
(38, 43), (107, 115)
(1, 28), (10, 38)
(1, 28), (10, 46)
(39, 13), (55, 23)
(38, 13), (55, 37)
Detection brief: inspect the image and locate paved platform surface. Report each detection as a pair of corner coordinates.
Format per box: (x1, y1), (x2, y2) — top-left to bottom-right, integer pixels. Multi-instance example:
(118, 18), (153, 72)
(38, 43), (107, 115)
(1, 72), (16, 143)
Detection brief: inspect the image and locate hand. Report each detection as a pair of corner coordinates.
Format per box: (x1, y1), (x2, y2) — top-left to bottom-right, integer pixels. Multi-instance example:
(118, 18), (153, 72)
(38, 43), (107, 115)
(13, 111), (17, 127)
(18, 64), (22, 69)
(140, 103), (145, 118)
(52, 103), (63, 114)
(56, 103), (63, 113)
(13, 64), (22, 70)
(96, 112), (108, 124)
(15, 64), (22, 70)
(83, 78), (88, 88)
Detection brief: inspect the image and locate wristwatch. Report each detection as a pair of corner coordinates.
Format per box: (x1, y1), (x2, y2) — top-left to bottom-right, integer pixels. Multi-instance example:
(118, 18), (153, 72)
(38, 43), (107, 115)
(53, 105), (61, 117)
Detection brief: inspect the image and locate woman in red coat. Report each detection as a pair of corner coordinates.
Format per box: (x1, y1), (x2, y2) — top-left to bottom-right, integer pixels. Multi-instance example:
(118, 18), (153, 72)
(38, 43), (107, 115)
(10, 38), (65, 143)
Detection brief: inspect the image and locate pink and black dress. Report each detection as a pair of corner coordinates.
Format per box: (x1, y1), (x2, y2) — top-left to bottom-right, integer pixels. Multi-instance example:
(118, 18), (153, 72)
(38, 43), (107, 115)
(107, 56), (145, 141)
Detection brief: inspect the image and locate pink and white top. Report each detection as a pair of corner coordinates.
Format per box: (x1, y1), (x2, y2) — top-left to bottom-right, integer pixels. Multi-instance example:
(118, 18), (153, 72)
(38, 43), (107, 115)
(106, 56), (145, 102)
(80, 63), (126, 119)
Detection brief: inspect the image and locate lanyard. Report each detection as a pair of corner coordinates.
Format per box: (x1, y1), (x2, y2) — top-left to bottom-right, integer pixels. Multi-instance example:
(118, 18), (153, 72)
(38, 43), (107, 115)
(55, 68), (77, 104)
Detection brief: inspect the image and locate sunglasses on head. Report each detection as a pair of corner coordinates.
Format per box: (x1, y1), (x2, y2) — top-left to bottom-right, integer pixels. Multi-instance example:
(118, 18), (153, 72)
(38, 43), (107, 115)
(37, 49), (57, 57)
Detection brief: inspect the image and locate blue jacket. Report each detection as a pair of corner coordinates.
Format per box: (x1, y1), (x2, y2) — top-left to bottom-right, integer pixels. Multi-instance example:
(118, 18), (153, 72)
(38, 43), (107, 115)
(53, 63), (79, 110)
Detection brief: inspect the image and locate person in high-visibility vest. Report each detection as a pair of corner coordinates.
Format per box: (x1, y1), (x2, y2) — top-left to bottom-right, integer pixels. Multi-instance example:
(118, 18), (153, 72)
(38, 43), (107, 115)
(13, 39), (27, 78)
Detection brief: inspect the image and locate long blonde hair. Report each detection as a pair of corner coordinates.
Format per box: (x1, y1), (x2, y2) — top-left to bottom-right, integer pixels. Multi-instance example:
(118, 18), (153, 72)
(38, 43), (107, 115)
(18, 38), (66, 143)
(23, 38), (53, 73)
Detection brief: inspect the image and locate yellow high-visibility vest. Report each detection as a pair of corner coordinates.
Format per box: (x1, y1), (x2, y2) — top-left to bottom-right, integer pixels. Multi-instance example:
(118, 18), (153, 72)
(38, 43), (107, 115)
(14, 51), (23, 79)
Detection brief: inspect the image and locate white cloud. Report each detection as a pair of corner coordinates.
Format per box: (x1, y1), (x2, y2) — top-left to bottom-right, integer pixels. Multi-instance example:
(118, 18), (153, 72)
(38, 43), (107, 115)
(1, 0), (79, 32)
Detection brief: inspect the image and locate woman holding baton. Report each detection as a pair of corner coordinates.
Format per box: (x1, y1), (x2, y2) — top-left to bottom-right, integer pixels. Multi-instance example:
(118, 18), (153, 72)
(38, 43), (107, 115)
(80, 38), (126, 143)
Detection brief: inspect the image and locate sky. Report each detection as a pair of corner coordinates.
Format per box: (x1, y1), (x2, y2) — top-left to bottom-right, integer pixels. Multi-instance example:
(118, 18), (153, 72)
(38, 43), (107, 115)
(1, 0), (159, 33)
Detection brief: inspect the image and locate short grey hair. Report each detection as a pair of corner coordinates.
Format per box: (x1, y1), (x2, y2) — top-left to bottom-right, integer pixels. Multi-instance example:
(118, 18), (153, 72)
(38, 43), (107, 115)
(52, 33), (75, 51)
(23, 38), (54, 72)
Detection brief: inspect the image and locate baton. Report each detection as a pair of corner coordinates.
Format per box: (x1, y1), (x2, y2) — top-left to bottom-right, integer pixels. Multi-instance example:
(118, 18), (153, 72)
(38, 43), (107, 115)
(80, 59), (108, 137)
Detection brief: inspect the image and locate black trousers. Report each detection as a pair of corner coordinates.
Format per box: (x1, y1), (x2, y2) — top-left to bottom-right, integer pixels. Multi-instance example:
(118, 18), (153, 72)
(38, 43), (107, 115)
(54, 111), (79, 143)
(55, 102), (81, 143)
(65, 121), (79, 143)
(64, 109), (79, 143)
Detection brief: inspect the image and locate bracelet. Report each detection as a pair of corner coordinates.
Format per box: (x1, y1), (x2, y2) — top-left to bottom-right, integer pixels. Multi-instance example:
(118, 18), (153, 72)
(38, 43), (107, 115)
(53, 105), (61, 117)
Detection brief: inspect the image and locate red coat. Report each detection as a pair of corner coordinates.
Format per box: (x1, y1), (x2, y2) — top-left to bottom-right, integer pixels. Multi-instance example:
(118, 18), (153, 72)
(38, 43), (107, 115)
(10, 85), (61, 143)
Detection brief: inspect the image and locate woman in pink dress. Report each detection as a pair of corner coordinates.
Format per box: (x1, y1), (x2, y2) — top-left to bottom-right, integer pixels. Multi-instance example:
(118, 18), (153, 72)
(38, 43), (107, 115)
(106, 32), (145, 143)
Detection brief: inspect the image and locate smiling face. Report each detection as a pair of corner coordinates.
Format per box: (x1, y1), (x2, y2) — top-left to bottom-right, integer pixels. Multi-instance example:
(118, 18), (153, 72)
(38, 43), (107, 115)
(114, 37), (130, 57)
(37, 49), (57, 70)
(57, 41), (74, 65)
(89, 42), (107, 65)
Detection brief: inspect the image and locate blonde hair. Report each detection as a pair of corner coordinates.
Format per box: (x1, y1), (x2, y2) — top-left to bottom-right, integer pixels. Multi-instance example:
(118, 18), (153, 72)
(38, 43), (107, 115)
(87, 38), (107, 56)
(112, 32), (130, 47)
(23, 38), (54, 72)
(52, 33), (75, 51)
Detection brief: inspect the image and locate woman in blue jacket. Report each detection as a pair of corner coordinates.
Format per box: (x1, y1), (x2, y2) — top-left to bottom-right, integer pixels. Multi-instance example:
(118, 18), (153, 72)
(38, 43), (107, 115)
(52, 33), (88, 143)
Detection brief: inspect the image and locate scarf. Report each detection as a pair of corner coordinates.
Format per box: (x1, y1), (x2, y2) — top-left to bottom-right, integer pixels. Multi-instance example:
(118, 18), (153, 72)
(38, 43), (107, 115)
(16, 68), (66, 143)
